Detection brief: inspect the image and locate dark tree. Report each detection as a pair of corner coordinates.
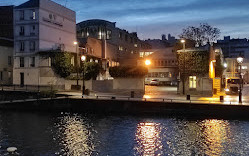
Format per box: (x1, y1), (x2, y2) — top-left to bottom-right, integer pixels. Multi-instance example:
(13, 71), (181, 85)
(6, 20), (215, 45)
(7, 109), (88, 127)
(179, 23), (220, 46)
(52, 52), (73, 78)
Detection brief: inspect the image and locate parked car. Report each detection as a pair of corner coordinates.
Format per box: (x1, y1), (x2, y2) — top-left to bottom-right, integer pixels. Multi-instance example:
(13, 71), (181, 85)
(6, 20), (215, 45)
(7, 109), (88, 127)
(150, 79), (160, 86)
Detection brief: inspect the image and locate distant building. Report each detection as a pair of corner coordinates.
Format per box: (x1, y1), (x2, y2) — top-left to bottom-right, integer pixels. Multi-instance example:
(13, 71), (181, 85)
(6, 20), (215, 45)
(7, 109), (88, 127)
(0, 6), (14, 85)
(145, 34), (177, 49)
(177, 45), (221, 95)
(76, 19), (150, 66)
(215, 36), (249, 58)
(139, 47), (178, 85)
(78, 37), (119, 79)
(0, 6), (14, 40)
(13, 0), (76, 87)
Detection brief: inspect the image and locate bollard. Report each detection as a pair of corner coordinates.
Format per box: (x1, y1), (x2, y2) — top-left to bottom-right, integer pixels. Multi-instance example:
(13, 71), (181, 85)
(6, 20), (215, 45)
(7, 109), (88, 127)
(131, 91), (134, 98)
(186, 95), (190, 100)
(220, 96), (224, 102)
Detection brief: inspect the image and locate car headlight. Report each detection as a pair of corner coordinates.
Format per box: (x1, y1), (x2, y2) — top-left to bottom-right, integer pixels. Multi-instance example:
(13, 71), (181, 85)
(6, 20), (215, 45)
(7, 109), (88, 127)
(225, 88), (229, 92)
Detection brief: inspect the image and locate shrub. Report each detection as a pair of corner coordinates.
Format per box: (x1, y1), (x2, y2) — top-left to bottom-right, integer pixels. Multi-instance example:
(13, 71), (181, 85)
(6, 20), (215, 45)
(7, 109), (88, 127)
(109, 66), (148, 78)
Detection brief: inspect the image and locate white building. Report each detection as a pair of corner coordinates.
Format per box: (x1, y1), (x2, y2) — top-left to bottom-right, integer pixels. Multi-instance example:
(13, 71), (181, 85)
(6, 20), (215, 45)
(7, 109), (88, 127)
(13, 0), (76, 88)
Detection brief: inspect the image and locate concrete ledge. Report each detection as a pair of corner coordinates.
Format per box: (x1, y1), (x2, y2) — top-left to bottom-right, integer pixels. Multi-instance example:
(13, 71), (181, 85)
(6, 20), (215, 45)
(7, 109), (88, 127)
(0, 98), (249, 119)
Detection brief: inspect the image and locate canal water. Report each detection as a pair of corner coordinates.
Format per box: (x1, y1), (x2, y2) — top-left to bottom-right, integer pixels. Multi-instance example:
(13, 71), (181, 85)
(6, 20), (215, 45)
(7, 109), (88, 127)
(0, 111), (249, 156)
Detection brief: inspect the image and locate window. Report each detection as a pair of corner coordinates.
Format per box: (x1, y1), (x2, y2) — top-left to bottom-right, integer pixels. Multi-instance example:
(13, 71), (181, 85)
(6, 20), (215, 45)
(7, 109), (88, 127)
(107, 30), (112, 39)
(30, 57), (35, 67)
(20, 10), (24, 20)
(48, 57), (51, 66)
(125, 35), (128, 41)
(134, 44), (138, 47)
(189, 76), (197, 88)
(30, 41), (35, 51)
(119, 32), (123, 39)
(71, 56), (74, 66)
(8, 56), (12, 66)
(119, 46), (123, 51)
(0, 71), (2, 80)
(20, 26), (25, 36)
(8, 72), (11, 80)
(20, 42), (25, 51)
(30, 10), (36, 20)
(20, 57), (24, 67)
(30, 25), (35, 35)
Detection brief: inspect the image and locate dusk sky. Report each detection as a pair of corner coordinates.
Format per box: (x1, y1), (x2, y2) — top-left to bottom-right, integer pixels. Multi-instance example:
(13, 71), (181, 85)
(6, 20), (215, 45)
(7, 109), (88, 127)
(1, 0), (249, 40)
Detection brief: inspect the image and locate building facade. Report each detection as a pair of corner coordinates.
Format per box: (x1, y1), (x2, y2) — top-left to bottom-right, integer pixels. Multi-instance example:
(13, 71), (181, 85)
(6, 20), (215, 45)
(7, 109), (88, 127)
(139, 47), (178, 85)
(216, 36), (249, 58)
(76, 19), (150, 66)
(0, 44), (13, 85)
(13, 0), (76, 87)
(177, 45), (219, 95)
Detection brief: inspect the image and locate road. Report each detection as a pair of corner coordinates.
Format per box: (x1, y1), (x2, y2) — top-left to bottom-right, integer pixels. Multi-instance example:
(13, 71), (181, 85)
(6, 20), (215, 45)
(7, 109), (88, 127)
(144, 85), (249, 104)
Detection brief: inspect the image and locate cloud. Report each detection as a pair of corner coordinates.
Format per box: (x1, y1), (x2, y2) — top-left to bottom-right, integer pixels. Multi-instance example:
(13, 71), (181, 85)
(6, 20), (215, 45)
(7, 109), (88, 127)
(1, 0), (248, 39)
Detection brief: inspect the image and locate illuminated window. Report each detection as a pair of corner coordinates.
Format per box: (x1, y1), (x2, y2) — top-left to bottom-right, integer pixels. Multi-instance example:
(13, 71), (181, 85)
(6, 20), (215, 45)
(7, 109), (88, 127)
(242, 66), (247, 69)
(31, 10), (36, 20)
(189, 76), (197, 88)
(134, 44), (138, 47)
(107, 30), (112, 39)
(139, 52), (144, 57)
(119, 32), (123, 39)
(119, 46), (123, 51)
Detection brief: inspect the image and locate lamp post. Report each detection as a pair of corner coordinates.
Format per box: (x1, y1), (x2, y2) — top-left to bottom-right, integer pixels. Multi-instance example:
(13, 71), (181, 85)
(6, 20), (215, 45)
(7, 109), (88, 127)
(144, 59), (151, 90)
(81, 55), (86, 98)
(181, 39), (186, 94)
(74, 41), (79, 86)
(237, 56), (243, 103)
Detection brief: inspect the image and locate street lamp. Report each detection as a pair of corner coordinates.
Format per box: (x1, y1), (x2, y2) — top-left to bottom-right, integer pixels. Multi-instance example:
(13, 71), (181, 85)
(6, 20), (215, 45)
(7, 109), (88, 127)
(144, 59), (151, 91)
(74, 41), (79, 86)
(237, 56), (243, 103)
(81, 55), (86, 98)
(181, 39), (186, 94)
(145, 59), (151, 66)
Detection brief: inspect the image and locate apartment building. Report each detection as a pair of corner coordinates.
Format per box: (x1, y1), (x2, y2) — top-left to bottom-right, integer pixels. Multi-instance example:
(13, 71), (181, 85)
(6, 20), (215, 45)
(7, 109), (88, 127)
(13, 0), (76, 87)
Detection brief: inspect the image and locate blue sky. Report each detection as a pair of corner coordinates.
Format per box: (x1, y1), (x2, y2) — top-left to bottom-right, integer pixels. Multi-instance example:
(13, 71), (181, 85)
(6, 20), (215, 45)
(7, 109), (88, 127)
(1, 0), (249, 40)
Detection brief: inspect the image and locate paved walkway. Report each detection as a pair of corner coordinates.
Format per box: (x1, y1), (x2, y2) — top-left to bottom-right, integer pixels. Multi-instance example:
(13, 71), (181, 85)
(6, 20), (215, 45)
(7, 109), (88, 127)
(58, 85), (249, 105)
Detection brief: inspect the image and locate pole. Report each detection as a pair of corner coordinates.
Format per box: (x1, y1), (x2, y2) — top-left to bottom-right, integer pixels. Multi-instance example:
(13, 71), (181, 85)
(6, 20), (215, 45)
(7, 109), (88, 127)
(183, 42), (186, 95)
(239, 64), (242, 103)
(82, 61), (85, 98)
(76, 44), (79, 86)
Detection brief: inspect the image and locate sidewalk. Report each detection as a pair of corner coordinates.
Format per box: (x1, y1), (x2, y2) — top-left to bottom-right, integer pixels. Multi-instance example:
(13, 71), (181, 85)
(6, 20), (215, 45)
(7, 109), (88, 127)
(57, 89), (249, 105)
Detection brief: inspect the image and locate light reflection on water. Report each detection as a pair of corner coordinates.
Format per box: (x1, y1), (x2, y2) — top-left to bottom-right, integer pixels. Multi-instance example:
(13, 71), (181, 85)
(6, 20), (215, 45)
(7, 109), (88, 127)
(55, 114), (95, 156)
(0, 111), (249, 155)
(135, 122), (163, 156)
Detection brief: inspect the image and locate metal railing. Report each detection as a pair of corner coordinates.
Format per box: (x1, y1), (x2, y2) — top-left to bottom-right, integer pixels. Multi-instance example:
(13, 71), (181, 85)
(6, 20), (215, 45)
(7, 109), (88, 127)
(93, 95), (249, 105)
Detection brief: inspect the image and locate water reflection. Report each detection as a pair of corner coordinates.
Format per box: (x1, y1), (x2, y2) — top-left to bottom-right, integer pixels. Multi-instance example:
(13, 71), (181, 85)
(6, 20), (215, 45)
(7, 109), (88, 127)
(201, 119), (230, 156)
(55, 114), (95, 156)
(135, 122), (163, 156)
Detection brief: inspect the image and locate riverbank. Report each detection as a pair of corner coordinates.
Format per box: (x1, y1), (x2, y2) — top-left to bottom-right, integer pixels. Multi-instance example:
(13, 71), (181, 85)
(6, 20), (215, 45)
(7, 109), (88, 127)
(0, 97), (249, 119)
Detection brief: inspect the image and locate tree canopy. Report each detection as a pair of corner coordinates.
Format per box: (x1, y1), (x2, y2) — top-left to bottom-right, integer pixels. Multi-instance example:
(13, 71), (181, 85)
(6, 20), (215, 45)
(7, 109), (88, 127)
(179, 23), (220, 46)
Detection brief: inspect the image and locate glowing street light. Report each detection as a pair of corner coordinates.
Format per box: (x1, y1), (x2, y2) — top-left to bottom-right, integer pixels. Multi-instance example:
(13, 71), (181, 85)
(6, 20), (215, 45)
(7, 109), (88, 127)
(145, 59), (151, 66)
(224, 63), (227, 68)
(73, 41), (78, 45)
(237, 56), (243, 103)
